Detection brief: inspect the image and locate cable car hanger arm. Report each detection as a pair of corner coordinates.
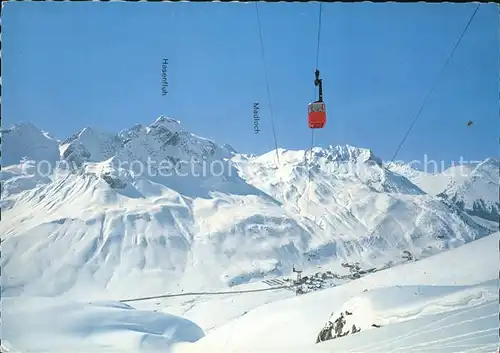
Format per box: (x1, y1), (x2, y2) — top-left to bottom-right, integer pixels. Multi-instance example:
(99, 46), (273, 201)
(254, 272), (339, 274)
(314, 69), (323, 103)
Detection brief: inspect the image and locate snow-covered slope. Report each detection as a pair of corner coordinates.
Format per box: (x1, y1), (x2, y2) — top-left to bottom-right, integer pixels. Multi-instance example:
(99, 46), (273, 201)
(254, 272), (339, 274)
(174, 231), (498, 353)
(386, 161), (453, 195)
(3, 298), (205, 353)
(1, 118), (493, 301)
(4, 229), (497, 353)
(388, 158), (499, 222)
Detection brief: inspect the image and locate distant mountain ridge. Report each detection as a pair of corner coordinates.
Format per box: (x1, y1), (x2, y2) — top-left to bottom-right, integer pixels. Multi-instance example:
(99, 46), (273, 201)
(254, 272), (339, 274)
(0, 117), (495, 300)
(387, 158), (499, 222)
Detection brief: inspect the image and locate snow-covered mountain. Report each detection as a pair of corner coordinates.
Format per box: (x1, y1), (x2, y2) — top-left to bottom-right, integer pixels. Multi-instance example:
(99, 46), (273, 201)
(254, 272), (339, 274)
(387, 158), (499, 222)
(0, 117), (494, 301)
(1, 117), (498, 353)
(1, 122), (60, 167)
(231, 146), (494, 258)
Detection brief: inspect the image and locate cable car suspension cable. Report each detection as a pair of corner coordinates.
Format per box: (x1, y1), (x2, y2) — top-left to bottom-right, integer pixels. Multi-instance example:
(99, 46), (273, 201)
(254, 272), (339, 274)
(255, 3), (294, 215)
(255, 2), (281, 166)
(304, 3), (323, 215)
(310, 2), (323, 161)
(389, 3), (480, 163)
(310, 2), (323, 156)
(315, 2), (323, 71)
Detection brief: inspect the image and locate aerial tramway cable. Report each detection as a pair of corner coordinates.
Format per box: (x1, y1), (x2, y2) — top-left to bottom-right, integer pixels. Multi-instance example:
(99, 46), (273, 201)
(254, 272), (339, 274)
(255, 2), (281, 166)
(309, 2), (323, 154)
(304, 3), (323, 215)
(389, 3), (481, 163)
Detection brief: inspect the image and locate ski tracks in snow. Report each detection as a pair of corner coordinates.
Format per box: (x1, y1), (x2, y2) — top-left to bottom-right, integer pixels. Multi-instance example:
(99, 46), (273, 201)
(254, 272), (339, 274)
(350, 301), (498, 353)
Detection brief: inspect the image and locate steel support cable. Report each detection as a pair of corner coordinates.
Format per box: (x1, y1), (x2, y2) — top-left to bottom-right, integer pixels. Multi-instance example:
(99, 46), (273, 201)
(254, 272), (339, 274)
(310, 2), (323, 170)
(255, 2), (280, 166)
(390, 3), (481, 163)
(315, 2), (323, 71)
(305, 3), (323, 214)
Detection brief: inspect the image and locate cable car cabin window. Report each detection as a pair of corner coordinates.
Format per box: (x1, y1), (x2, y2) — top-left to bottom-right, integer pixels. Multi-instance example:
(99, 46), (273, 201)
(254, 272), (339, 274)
(309, 103), (325, 113)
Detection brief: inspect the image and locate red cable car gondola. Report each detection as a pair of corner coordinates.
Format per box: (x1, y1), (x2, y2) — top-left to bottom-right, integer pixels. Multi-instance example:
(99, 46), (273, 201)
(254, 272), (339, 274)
(308, 69), (326, 129)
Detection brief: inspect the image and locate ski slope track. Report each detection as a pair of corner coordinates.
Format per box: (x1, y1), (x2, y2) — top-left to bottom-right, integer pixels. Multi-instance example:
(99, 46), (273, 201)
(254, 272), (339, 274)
(0, 117), (497, 352)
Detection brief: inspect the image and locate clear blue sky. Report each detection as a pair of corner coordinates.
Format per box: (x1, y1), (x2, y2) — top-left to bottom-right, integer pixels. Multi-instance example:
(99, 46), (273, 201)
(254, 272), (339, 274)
(3, 2), (498, 165)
